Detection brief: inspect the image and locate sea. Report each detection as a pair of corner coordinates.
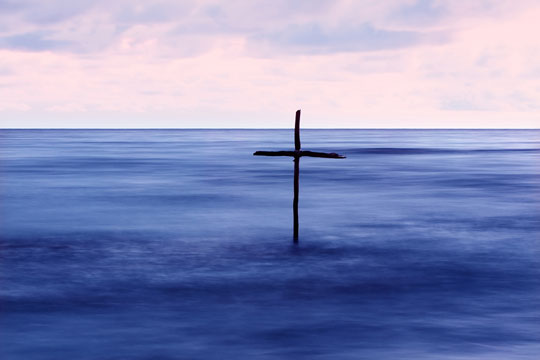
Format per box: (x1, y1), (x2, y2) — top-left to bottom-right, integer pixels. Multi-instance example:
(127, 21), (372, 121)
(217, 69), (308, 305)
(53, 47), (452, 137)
(1, 129), (539, 360)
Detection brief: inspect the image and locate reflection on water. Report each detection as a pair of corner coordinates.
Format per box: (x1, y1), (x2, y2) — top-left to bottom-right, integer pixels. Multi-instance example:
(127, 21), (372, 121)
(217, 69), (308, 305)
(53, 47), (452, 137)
(1, 129), (539, 359)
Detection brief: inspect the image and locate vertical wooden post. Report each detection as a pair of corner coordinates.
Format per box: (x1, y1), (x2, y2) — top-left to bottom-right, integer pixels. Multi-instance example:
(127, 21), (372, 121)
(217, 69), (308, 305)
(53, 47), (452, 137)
(293, 110), (301, 242)
(295, 110), (301, 151)
(293, 156), (299, 242)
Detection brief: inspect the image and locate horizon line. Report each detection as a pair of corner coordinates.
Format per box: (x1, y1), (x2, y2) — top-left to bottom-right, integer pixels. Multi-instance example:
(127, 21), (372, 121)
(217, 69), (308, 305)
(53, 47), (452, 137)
(1, 128), (539, 130)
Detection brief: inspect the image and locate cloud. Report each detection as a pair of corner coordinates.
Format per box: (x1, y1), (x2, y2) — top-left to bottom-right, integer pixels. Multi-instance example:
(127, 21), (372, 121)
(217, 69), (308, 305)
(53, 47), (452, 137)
(390, 0), (447, 27)
(250, 22), (449, 54)
(0, 31), (71, 51)
(113, 1), (197, 24)
(0, 1), (454, 56)
(0, 0), (96, 24)
(0, 0), (539, 128)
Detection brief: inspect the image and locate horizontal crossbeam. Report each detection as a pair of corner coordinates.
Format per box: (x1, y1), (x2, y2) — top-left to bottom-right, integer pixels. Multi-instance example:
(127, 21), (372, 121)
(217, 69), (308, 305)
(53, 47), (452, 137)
(253, 150), (345, 159)
(301, 150), (346, 159)
(253, 150), (297, 157)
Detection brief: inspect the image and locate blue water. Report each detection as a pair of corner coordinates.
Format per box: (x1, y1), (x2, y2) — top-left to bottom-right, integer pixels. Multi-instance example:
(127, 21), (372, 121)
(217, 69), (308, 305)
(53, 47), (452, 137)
(1, 129), (539, 359)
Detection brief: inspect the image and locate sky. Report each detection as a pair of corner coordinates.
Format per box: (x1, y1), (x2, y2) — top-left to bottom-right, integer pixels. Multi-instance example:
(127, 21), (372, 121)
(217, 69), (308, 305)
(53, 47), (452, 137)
(0, 0), (539, 128)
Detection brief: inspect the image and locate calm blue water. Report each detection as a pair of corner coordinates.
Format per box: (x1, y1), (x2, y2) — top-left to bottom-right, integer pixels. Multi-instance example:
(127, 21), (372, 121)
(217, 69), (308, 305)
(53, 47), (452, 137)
(1, 129), (539, 359)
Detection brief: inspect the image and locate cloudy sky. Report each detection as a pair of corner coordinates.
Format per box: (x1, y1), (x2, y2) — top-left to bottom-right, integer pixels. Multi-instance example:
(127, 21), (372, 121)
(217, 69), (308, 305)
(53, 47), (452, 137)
(1, 0), (539, 128)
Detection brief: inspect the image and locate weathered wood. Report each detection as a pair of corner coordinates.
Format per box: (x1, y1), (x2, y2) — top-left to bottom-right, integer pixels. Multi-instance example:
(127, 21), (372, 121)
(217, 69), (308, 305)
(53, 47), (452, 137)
(253, 150), (345, 158)
(253, 109), (345, 242)
(293, 156), (299, 242)
(253, 150), (297, 157)
(300, 150), (346, 159)
(295, 110), (301, 151)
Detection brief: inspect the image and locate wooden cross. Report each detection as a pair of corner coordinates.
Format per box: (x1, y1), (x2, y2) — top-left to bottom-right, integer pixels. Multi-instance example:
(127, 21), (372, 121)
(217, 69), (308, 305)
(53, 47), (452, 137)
(254, 110), (345, 242)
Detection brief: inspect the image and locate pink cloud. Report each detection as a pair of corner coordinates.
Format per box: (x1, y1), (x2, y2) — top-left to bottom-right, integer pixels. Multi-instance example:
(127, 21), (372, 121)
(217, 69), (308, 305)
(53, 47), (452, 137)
(0, 0), (539, 128)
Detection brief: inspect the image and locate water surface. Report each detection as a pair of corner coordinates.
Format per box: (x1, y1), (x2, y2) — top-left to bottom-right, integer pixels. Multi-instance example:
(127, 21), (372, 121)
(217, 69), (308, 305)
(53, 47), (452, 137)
(1, 129), (539, 359)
